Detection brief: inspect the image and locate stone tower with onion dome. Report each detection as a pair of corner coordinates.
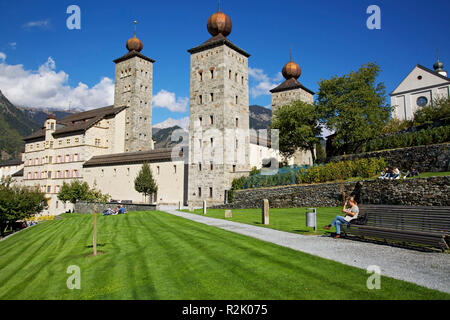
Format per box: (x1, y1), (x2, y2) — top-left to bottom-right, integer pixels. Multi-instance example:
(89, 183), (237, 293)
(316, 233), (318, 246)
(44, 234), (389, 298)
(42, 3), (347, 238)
(270, 53), (315, 116)
(270, 53), (316, 166)
(187, 3), (251, 206)
(113, 21), (155, 152)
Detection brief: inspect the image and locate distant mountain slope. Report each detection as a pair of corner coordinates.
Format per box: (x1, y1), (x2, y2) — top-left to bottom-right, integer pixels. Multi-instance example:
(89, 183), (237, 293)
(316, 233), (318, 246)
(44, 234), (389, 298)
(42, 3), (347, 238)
(19, 106), (75, 127)
(249, 105), (271, 130)
(152, 105), (272, 149)
(0, 90), (41, 157)
(153, 126), (186, 150)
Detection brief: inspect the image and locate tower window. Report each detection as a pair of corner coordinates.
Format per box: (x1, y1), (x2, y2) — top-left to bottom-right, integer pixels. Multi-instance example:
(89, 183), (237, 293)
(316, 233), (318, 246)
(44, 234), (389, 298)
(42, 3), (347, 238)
(210, 93), (214, 102)
(233, 165), (236, 173)
(199, 117), (202, 125)
(229, 70), (232, 79)
(210, 70), (214, 79)
(199, 71), (203, 82)
(210, 137), (214, 148)
(235, 73), (238, 81)
(199, 163), (202, 171)
(157, 166), (160, 175)
(209, 187), (213, 198)
(241, 76), (244, 84)
(236, 118), (239, 127)
(210, 162), (214, 170)
(174, 165), (177, 174)
(235, 139), (239, 149)
(198, 187), (202, 198)
(199, 95), (203, 104)
(235, 96), (239, 104)
(210, 115), (214, 125)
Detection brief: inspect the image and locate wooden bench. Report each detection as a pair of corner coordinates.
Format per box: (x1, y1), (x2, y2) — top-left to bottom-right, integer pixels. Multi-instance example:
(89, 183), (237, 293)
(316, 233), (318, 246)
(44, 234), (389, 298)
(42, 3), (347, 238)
(341, 205), (450, 251)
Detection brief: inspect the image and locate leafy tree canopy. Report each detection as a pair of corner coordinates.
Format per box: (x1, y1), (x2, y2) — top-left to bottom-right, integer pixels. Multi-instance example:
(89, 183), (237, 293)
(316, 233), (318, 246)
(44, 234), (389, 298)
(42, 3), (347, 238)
(0, 178), (47, 236)
(271, 101), (322, 163)
(317, 62), (391, 154)
(134, 163), (158, 203)
(57, 180), (109, 205)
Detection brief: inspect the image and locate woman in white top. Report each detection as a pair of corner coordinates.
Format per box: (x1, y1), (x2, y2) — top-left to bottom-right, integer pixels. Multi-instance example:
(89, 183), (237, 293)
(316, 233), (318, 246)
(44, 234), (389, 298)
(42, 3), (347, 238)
(323, 198), (359, 238)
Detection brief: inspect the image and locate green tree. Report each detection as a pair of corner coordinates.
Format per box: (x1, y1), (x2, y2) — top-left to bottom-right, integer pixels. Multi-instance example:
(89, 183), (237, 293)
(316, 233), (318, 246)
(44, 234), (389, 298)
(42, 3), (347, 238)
(134, 162), (158, 203)
(271, 101), (322, 163)
(413, 96), (450, 126)
(317, 62), (391, 154)
(0, 178), (47, 237)
(57, 180), (109, 206)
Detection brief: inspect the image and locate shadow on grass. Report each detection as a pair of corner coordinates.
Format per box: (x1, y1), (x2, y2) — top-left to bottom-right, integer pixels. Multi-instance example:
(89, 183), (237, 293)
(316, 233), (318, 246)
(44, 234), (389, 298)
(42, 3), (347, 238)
(86, 243), (107, 248)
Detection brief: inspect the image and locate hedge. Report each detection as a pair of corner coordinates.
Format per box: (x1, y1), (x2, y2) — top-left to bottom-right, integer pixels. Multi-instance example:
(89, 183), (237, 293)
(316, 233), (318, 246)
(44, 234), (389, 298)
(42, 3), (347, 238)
(363, 125), (450, 152)
(229, 157), (386, 196)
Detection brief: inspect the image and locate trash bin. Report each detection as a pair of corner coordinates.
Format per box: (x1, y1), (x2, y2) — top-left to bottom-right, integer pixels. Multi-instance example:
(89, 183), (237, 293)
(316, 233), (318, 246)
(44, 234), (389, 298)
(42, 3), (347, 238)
(306, 208), (317, 231)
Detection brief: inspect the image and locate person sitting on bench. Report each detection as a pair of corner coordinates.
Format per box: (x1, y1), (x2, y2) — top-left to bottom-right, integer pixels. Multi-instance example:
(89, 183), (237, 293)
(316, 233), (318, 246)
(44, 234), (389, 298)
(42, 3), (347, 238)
(323, 198), (359, 238)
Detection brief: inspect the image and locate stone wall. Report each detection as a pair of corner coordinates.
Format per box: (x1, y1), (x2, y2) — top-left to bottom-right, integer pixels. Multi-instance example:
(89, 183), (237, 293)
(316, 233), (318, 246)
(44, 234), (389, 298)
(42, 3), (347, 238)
(74, 202), (159, 214)
(214, 176), (450, 209)
(328, 143), (449, 173)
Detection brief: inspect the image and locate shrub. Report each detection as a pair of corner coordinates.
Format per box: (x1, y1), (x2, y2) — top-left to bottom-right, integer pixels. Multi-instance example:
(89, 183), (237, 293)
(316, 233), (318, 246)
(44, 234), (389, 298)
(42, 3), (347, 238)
(363, 125), (450, 152)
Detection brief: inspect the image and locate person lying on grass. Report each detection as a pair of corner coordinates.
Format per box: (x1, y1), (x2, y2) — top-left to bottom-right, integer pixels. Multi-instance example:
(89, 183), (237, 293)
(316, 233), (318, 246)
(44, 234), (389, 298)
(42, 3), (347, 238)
(323, 198), (359, 238)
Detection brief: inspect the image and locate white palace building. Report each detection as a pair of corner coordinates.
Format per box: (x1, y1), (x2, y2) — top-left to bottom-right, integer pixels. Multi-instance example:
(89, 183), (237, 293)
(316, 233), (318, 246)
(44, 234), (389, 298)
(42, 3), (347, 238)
(8, 7), (316, 215)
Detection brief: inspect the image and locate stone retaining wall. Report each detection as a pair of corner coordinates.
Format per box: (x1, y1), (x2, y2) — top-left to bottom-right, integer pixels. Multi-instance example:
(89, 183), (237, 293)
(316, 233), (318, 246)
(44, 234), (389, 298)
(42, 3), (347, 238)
(74, 202), (159, 214)
(328, 143), (449, 173)
(214, 176), (450, 209)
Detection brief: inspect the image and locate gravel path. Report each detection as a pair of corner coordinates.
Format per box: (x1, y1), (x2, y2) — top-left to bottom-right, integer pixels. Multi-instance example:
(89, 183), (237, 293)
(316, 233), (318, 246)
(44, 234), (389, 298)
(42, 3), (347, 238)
(160, 206), (450, 294)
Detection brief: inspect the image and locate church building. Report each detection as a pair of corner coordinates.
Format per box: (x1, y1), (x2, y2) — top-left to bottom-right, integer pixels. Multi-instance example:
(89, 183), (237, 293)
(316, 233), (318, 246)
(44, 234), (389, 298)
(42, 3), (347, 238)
(390, 59), (449, 120)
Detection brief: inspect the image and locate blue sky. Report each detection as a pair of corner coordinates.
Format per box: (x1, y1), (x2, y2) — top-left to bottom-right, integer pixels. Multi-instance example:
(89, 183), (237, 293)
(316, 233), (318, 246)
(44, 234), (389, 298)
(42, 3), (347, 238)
(0, 0), (449, 125)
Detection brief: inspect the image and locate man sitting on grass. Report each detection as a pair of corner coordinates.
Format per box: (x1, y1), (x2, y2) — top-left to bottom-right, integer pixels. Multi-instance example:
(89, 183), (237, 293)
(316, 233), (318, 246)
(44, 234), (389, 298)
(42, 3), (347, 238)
(323, 198), (359, 238)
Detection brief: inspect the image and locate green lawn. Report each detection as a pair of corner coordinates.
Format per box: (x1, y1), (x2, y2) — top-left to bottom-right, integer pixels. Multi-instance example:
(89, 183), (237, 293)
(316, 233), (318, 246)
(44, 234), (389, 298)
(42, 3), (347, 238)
(0, 211), (448, 300)
(413, 171), (450, 178)
(183, 207), (340, 236)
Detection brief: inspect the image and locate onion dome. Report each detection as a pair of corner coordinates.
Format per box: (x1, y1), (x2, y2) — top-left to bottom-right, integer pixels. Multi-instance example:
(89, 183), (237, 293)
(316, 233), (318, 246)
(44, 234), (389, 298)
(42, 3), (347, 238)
(207, 2), (232, 37)
(282, 60), (302, 80)
(126, 21), (143, 52)
(433, 58), (444, 72)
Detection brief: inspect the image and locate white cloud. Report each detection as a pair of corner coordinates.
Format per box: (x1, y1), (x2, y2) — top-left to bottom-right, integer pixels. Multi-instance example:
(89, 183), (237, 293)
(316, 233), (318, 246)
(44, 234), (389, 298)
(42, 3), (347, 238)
(248, 67), (283, 98)
(0, 52), (6, 62)
(23, 19), (51, 29)
(152, 89), (188, 113)
(0, 56), (114, 110)
(9, 42), (16, 50)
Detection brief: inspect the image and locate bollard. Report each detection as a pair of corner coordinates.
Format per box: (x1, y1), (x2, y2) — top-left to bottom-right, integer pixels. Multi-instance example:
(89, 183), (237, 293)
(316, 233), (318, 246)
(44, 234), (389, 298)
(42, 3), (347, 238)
(178, 201), (182, 210)
(203, 201), (207, 215)
(262, 199), (269, 225)
(225, 210), (232, 218)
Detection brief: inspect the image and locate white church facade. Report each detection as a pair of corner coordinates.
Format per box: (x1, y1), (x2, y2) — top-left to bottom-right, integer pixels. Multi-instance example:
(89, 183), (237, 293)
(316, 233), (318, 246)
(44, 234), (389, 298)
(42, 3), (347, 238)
(390, 61), (449, 120)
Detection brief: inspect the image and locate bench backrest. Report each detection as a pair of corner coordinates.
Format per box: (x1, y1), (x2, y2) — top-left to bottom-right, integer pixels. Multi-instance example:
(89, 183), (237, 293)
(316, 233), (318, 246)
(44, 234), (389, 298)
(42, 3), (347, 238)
(358, 205), (450, 234)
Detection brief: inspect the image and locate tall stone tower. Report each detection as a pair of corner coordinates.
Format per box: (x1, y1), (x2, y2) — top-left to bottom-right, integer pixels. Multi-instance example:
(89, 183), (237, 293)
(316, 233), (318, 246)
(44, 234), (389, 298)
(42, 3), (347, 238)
(270, 55), (315, 165)
(113, 22), (155, 152)
(187, 6), (251, 206)
(270, 55), (314, 114)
